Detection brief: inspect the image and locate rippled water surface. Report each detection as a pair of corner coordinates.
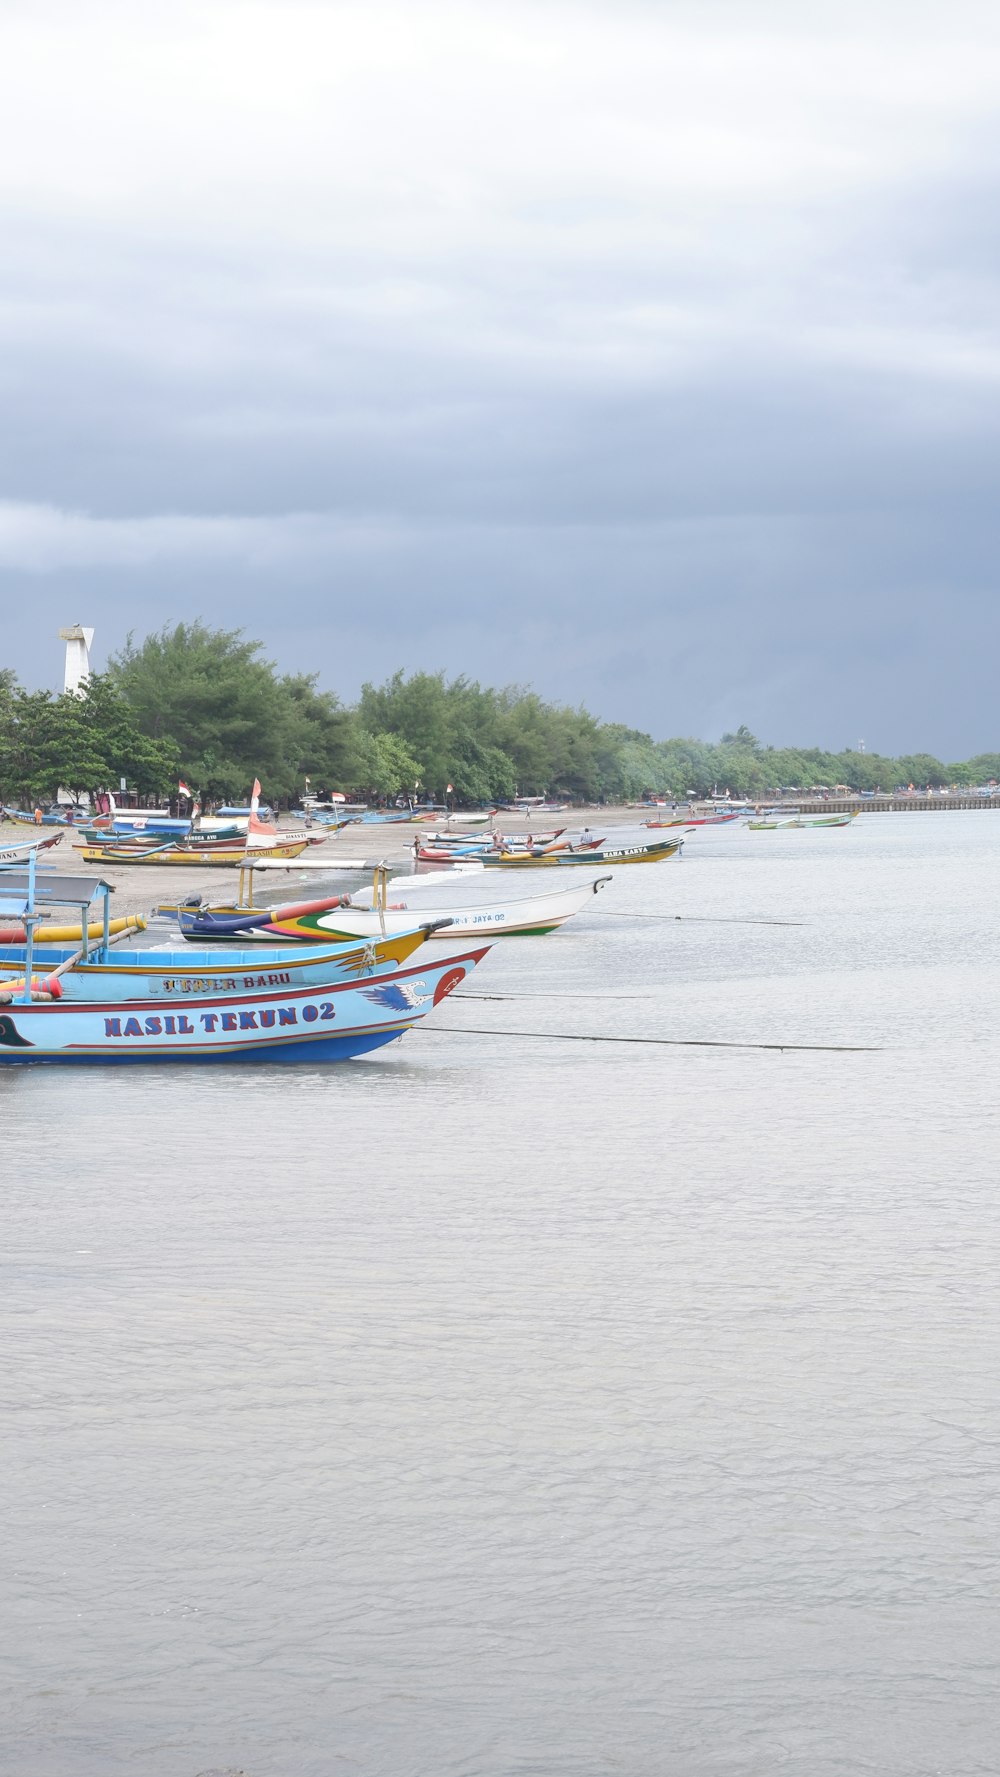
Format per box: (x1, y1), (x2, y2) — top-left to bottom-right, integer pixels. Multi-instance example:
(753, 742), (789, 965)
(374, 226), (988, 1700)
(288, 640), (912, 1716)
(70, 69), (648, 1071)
(4, 813), (1000, 1776)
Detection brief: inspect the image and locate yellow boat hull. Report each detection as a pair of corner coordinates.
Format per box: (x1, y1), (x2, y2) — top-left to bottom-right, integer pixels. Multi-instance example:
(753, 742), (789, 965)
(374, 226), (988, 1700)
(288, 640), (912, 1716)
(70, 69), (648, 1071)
(44, 914), (147, 942)
(0, 925), (431, 984)
(0, 914), (147, 943)
(75, 841), (311, 866)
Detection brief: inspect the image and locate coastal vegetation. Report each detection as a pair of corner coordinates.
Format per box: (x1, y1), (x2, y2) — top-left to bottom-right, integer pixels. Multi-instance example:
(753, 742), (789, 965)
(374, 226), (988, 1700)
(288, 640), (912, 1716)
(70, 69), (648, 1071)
(0, 624), (997, 805)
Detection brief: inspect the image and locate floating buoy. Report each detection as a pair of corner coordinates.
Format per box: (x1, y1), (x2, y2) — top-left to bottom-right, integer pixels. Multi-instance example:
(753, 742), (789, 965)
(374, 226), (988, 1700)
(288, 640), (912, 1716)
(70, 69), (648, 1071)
(0, 974), (63, 1002)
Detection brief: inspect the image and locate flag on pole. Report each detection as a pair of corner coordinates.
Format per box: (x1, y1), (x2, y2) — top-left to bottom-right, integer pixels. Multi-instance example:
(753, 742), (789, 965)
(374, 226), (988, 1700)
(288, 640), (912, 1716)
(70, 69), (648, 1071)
(247, 776), (278, 845)
(178, 779), (192, 797)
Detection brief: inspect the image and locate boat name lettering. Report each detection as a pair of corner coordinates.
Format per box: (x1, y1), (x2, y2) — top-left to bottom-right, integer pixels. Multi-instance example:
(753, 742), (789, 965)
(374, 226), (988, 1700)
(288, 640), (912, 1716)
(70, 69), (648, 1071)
(102, 1000), (326, 1039)
(104, 1014), (197, 1037)
(161, 971), (290, 994)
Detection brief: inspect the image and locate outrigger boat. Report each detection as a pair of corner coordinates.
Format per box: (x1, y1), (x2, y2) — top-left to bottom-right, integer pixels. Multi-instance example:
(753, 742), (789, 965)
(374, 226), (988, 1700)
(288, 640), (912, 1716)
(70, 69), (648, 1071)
(76, 825), (246, 850)
(413, 830), (590, 864)
(643, 811), (741, 828)
(173, 870), (614, 942)
(2, 806), (85, 827)
(74, 838), (315, 865)
(748, 814), (856, 830)
(0, 923), (453, 1000)
(421, 827), (567, 847)
(78, 788), (321, 863)
(479, 837), (682, 866)
(0, 857), (490, 1063)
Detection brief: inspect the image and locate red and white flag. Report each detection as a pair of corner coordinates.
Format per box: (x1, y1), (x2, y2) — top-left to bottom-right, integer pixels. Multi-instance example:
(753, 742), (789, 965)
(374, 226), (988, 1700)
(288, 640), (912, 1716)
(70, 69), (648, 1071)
(247, 777), (278, 845)
(178, 779), (192, 797)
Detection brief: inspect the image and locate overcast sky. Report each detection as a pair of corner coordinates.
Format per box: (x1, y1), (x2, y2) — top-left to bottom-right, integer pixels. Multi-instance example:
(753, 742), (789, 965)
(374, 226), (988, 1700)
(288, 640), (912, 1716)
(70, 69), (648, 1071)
(2, 0), (1000, 754)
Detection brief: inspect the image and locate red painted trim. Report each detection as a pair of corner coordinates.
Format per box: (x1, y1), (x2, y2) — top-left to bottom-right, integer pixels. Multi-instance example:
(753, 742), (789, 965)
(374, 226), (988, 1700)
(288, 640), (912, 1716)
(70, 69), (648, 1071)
(9, 947), (491, 1016)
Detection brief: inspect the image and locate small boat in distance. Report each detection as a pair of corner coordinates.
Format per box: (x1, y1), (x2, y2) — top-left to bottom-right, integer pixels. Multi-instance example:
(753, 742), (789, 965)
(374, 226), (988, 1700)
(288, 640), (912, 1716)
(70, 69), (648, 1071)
(643, 811), (741, 828)
(479, 837), (682, 867)
(748, 814), (857, 830)
(74, 836), (314, 866)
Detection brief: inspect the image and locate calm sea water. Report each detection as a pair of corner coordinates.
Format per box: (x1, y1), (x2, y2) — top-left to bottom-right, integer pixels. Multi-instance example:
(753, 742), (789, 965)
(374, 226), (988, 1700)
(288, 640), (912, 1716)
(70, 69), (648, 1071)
(4, 813), (1000, 1777)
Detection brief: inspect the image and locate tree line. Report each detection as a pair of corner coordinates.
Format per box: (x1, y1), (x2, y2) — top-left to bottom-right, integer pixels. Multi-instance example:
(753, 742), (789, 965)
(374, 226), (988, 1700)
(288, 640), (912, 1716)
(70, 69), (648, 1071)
(1, 623), (997, 806)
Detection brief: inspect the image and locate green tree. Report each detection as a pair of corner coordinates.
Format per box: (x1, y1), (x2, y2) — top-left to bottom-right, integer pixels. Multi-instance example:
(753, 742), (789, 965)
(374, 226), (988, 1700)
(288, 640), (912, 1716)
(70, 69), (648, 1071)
(357, 730), (425, 799)
(0, 677), (178, 805)
(108, 621), (288, 799)
(894, 753), (948, 788)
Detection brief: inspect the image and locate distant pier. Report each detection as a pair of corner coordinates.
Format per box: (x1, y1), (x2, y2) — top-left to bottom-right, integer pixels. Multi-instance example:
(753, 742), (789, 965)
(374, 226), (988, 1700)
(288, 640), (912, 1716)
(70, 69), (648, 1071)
(758, 795), (1000, 815)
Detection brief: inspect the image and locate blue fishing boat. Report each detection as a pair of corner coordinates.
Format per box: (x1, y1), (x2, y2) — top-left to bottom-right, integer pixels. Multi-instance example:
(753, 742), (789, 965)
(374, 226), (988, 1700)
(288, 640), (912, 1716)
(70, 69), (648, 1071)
(2, 806), (82, 827)
(0, 856), (488, 1063)
(0, 946), (488, 1063)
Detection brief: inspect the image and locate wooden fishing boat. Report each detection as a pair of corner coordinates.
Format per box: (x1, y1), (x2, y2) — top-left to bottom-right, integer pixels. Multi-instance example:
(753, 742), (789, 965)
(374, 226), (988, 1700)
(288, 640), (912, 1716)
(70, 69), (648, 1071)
(422, 827), (566, 847)
(176, 874), (614, 942)
(291, 814), (358, 832)
(95, 800), (192, 836)
(2, 806), (82, 827)
(1, 857), (449, 995)
(0, 943), (489, 1063)
(643, 811), (741, 828)
(414, 830), (586, 863)
(74, 835), (313, 866)
(749, 814), (856, 830)
(0, 923), (449, 1000)
(0, 832), (63, 866)
(0, 857), (489, 1062)
(413, 845), (494, 862)
(479, 837), (682, 866)
(76, 825), (248, 850)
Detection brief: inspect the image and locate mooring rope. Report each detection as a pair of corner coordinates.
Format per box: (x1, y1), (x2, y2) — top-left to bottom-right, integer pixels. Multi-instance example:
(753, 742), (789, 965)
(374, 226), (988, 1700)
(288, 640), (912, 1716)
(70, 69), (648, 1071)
(417, 1027), (879, 1053)
(599, 912), (807, 927)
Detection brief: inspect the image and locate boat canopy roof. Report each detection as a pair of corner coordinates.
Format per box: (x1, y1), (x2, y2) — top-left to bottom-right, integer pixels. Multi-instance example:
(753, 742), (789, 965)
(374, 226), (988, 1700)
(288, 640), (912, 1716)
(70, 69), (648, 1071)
(0, 869), (112, 917)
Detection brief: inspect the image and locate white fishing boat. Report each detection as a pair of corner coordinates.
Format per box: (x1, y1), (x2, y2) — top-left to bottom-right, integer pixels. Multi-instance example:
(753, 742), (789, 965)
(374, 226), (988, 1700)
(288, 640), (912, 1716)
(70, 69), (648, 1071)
(176, 874), (614, 941)
(0, 832), (63, 866)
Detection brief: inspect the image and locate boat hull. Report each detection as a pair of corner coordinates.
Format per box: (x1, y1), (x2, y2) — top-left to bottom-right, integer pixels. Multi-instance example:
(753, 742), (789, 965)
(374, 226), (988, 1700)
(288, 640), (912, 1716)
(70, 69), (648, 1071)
(643, 812), (741, 827)
(0, 929), (435, 1001)
(74, 840), (312, 865)
(0, 833), (63, 865)
(0, 945), (489, 1062)
(179, 876), (613, 941)
(479, 840), (681, 866)
(2, 809), (77, 827)
(749, 816), (855, 830)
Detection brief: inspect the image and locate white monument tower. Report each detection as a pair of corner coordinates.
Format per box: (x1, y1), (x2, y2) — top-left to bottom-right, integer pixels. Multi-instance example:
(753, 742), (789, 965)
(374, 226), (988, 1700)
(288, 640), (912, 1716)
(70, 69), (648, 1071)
(59, 624), (94, 696)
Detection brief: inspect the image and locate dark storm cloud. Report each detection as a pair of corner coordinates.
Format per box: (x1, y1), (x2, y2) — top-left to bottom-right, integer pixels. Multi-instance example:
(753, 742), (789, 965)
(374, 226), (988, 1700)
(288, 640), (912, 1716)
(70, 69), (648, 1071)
(2, 0), (1000, 753)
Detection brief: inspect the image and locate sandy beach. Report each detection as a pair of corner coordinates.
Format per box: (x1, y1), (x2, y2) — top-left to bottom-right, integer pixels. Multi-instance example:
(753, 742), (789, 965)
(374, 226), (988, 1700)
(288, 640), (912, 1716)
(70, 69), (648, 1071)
(3, 808), (647, 922)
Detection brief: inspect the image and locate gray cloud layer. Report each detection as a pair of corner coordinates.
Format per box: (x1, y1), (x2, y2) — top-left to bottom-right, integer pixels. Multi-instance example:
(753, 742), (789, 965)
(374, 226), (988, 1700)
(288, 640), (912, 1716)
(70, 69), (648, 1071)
(2, 0), (1000, 753)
